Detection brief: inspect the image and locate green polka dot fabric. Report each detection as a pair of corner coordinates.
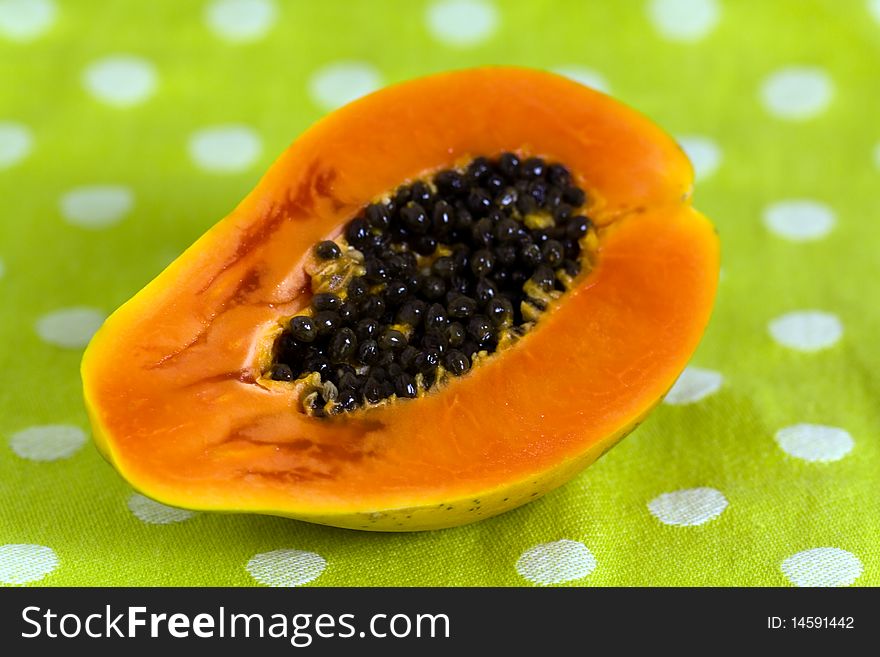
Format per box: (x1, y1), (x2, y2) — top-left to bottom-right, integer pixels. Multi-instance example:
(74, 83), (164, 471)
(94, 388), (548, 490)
(1, 0), (878, 587)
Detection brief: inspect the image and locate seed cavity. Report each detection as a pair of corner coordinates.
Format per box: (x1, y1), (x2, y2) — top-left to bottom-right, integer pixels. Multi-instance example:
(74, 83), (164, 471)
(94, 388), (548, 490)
(268, 153), (597, 416)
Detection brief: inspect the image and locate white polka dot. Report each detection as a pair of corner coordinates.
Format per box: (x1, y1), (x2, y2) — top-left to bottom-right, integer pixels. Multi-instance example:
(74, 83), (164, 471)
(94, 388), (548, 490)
(648, 0), (720, 42)
(205, 0), (277, 42)
(83, 55), (158, 107)
(0, 256), (5, 279)
(769, 311), (842, 352)
(0, 544), (58, 585)
(188, 125), (262, 173)
(677, 135), (722, 181)
(0, 0), (55, 41)
(781, 548), (863, 587)
(870, 0), (880, 23)
(760, 67), (833, 120)
(307, 62), (382, 112)
(775, 424), (854, 463)
(426, 0), (498, 47)
(648, 487), (728, 526)
(551, 66), (610, 94)
(0, 121), (32, 168)
(59, 185), (134, 229)
(763, 200), (835, 241)
(9, 425), (86, 461)
(128, 493), (196, 524)
(35, 307), (105, 349)
(663, 366), (723, 405)
(515, 539), (596, 586)
(247, 549), (327, 587)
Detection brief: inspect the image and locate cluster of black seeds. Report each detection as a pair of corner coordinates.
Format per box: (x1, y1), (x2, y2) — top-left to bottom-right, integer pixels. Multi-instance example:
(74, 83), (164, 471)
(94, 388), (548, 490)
(269, 153), (593, 416)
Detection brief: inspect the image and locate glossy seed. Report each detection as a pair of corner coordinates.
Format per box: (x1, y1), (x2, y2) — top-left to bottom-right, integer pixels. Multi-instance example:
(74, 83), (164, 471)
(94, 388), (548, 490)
(411, 181), (432, 204)
(498, 152), (520, 178)
(290, 316), (317, 342)
(329, 328), (357, 362)
(467, 316), (494, 345)
(347, 276), (369, 301)
(485, 173), (505, 194)
(531, 265), (555, 291)
(432, 255), (456, 280)
(355, 318), (380, 341)
(365, 203), (391, 229)
(401, 203), (430, 234)
(486, 297), (513, 327)
(396, 299), (425, 327)
(384, 280), (410, 306)
(336, 390), (358, 411)
(447, 322), (466, 347)
(303, 355), (331, 380)
(447, 294), (477, 319)
(338, 371), (360, 391)
(413, 234), (438, 256)
(394, 373), (418, 398)
(399, 345), (419, 370)
(414, 349), (441, 373)
(431, 200), (454, 234)
(444, 350), (470, 376)
(313, 311), (341, 336)
(357, 339), (380, 365)
(470, 249), (495, 277)
(315, 240), (341, 260)
(364, 258), (389, 282)
(345, 218), (370, 245)
(394, 185), (412, 206)
(379, 328), (407, 351)
(337, 301), (356, 323)
(360, 295), (386, 319)
(522, 157), (545, 179)
(363, 377), (383, 404)
(420, 275), (446, 300)
(547, 163), (571, 186)
(553, 203), (572, 222)
(467, 188), (493, 216)
(542, 240), (564, 266)
(435, 169), (465, 195)
(562, 259), (581, 277)
(312, 292), (342, 312)
(271, 363), (294, 381)
(566, 215), (590, 239)
(466, 157), (491, 183)
(496, 187), (518, 207)
(471, 217), (494, 247)
(425, 303), (447, 332)
(421, 330), (447, 353)
(495, 218), (519, 241)
(448, 274), (470, 295)
(474, 278), (498, 305)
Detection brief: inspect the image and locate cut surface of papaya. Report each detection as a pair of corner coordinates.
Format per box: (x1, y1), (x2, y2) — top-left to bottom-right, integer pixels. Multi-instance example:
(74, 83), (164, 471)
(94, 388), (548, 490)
(81, 67), (719, 531)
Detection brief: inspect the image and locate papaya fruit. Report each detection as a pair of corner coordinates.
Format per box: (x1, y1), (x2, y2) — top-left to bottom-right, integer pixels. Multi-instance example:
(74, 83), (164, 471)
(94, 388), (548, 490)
(81, 67), (718, 531)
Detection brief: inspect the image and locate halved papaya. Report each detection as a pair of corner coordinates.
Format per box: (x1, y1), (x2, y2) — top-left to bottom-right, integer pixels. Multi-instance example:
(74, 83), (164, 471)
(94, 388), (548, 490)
(81, 67), (718, 531)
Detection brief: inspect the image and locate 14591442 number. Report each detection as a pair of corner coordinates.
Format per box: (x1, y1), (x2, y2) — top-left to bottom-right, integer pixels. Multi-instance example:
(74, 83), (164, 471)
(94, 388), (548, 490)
(768, 617), (855, 630)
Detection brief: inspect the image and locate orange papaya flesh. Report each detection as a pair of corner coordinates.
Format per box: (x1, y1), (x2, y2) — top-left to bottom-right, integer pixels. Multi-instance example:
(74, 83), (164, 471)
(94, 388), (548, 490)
(81, 67), (719, 531)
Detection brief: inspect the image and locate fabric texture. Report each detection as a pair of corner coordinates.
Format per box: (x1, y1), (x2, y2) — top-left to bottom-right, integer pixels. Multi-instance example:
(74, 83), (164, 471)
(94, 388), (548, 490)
(1, 0), (878, 587)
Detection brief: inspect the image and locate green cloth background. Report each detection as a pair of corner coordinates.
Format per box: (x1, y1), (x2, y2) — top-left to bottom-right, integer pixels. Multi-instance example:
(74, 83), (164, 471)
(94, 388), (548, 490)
(1, 0), (878, 586)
